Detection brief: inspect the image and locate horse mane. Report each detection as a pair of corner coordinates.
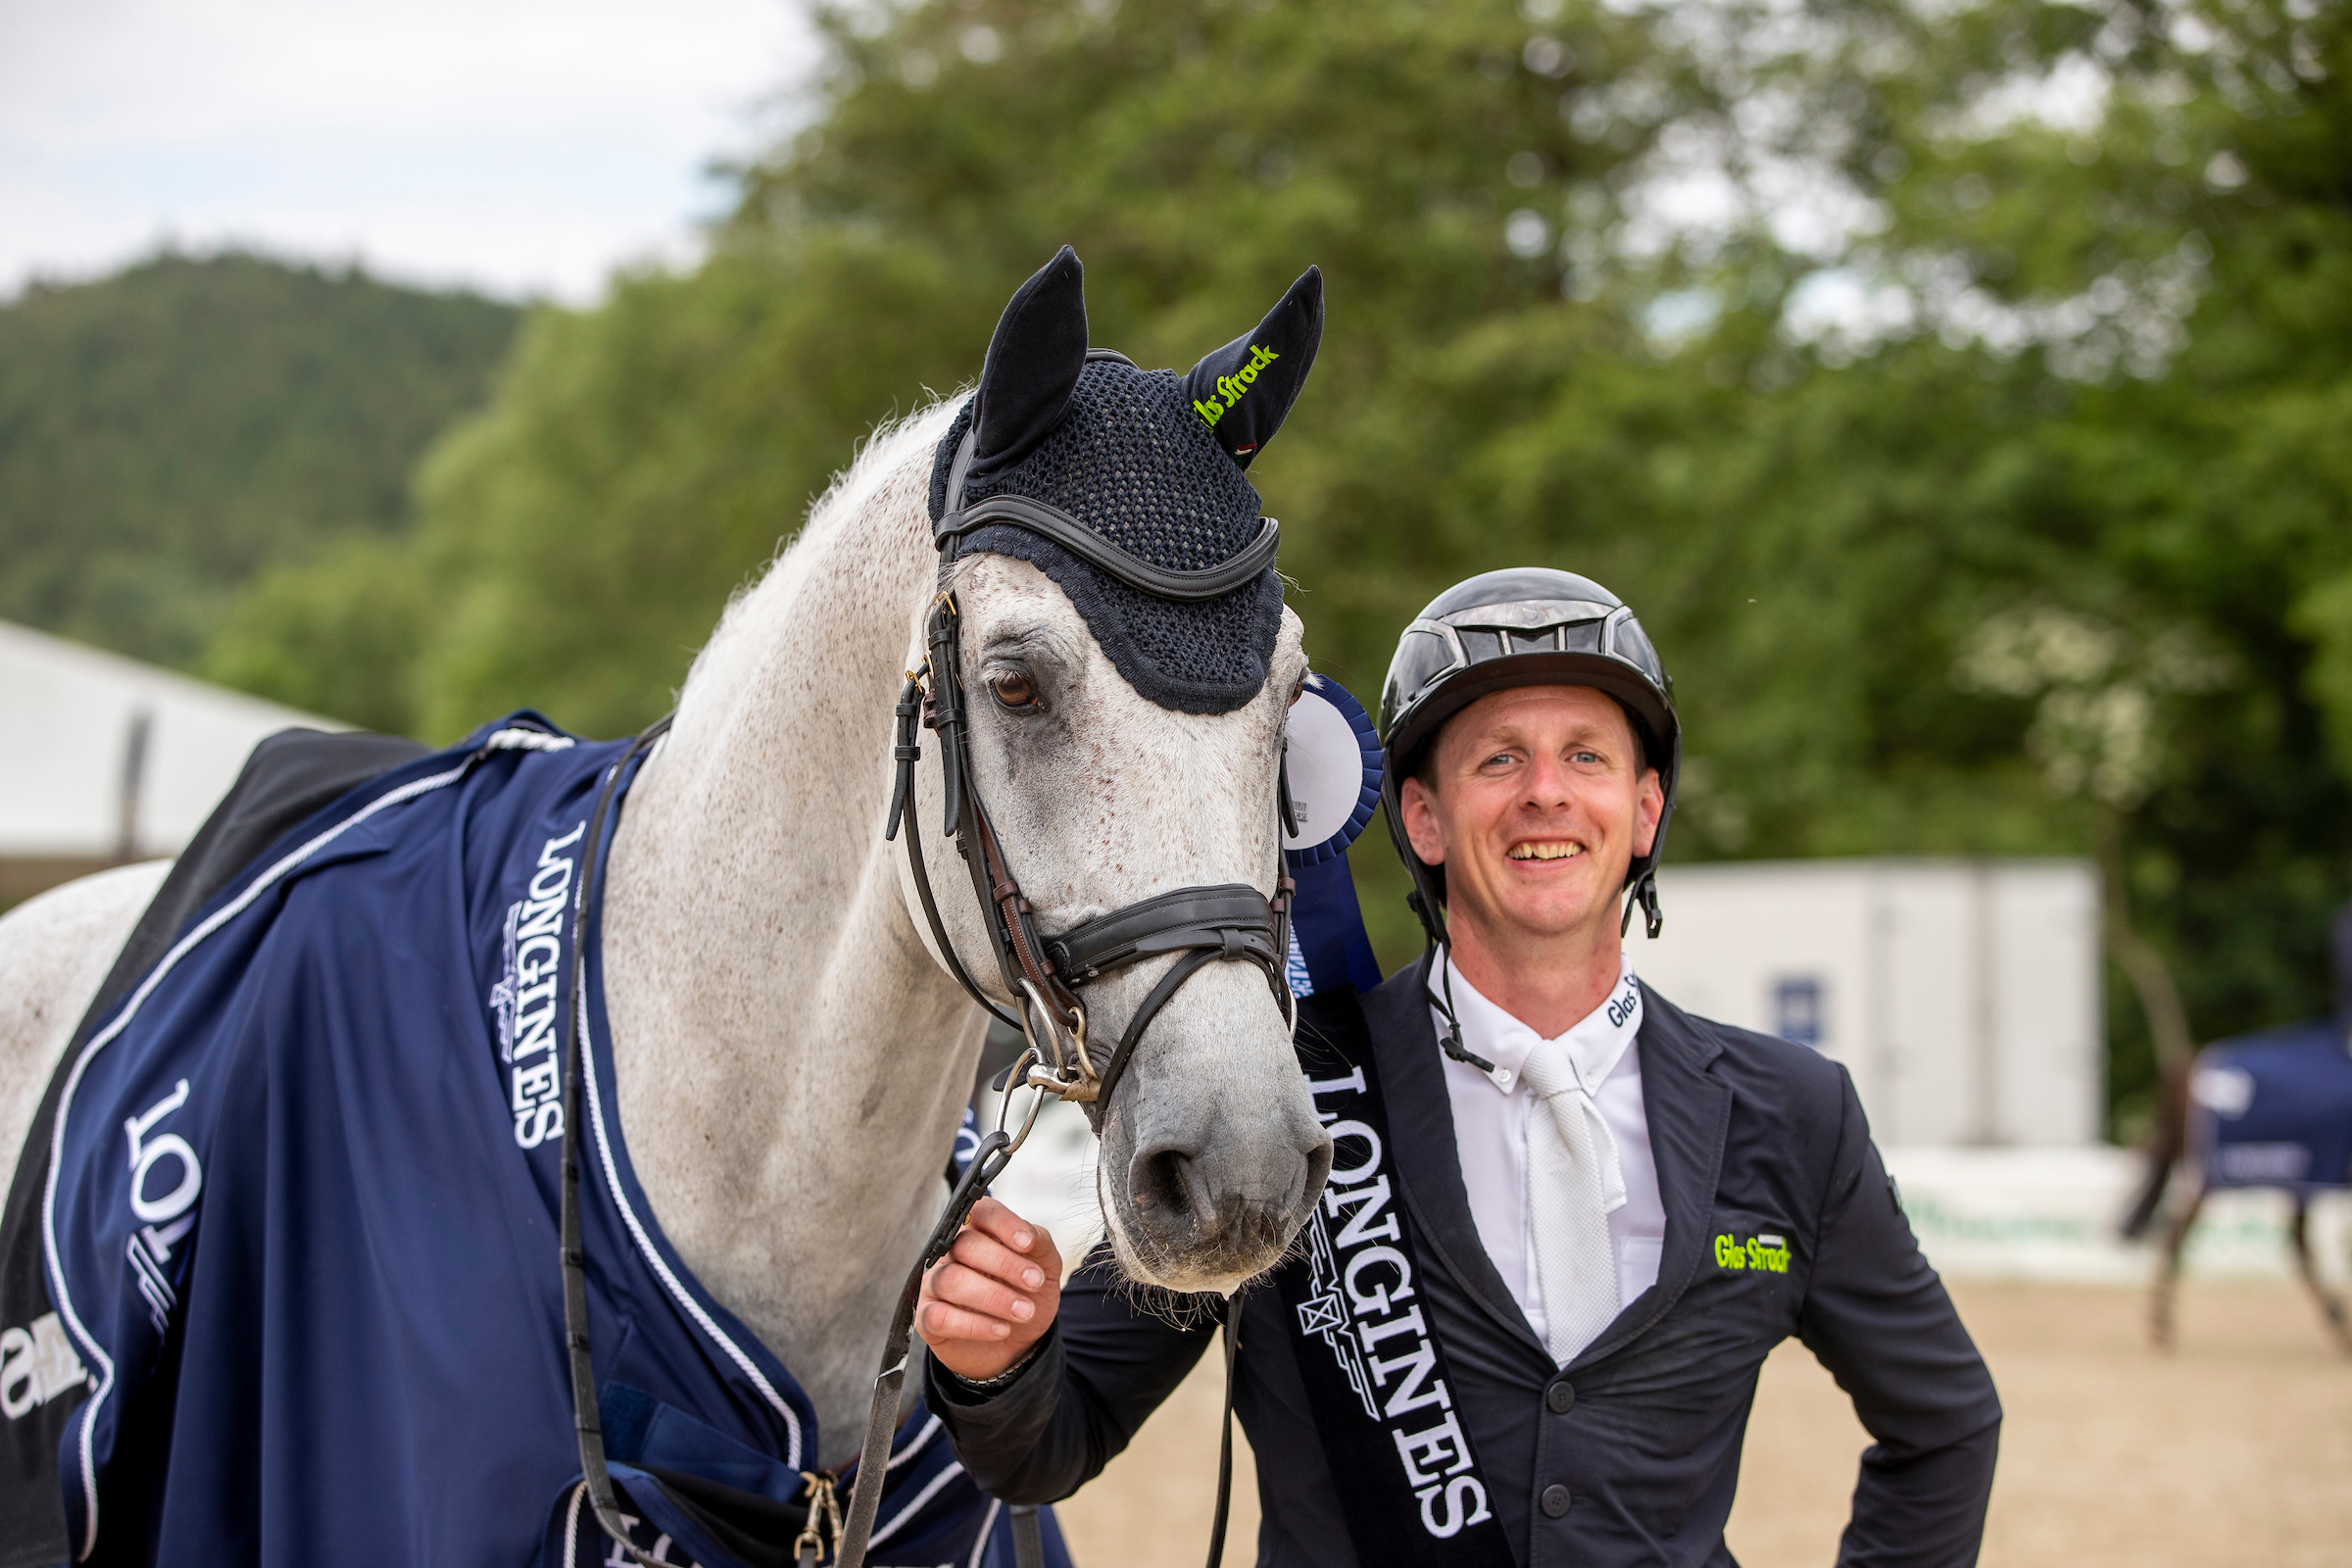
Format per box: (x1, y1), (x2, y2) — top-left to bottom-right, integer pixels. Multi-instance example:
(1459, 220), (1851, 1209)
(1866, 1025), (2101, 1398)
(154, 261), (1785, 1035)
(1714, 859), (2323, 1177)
(798, 391), (969, 565)
(688, 390), (970, 689)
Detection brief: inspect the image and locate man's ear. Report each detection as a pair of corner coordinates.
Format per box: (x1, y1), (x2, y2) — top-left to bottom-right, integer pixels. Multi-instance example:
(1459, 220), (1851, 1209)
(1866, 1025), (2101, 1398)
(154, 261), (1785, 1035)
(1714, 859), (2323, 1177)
(1399, 775), (1448, 868)
(1634, 767), (1665, 859)
(970, 246), (1089, 477)
(1182, 267), (1323, 470)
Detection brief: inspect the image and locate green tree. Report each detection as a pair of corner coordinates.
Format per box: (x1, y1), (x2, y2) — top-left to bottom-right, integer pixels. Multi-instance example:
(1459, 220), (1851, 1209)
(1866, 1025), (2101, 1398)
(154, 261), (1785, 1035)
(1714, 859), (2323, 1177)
(1754, 0), (2352, 1112)
(406, 236), (1000, 740)
(200, 535), (432, 736)
(403, 0), (1720, 739)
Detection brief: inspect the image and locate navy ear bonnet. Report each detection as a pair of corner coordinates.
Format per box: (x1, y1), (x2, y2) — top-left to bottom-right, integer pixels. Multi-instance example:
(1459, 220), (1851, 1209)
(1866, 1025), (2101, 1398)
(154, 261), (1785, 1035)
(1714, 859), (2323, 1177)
(928, 366), (1278, 715)
(928, 247), (1323, 716)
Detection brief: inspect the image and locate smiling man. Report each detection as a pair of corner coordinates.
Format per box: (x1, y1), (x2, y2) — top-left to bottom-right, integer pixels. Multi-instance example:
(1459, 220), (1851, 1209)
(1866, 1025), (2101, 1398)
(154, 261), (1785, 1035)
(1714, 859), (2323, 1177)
(917, 568), (2002, 1568)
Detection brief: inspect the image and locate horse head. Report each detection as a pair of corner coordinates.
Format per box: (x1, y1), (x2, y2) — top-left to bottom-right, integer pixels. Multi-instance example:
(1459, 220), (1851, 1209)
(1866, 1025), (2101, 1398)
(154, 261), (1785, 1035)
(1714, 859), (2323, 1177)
(903, 248), (1335, 1293)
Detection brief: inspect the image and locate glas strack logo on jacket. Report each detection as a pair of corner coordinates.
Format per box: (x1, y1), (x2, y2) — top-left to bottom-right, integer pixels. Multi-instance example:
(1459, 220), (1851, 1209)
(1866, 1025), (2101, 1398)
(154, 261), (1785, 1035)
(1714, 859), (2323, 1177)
(1714, 1233), (1791, 1273)
(1191, 344), (1281, 427)
(487, 821), (586, 1149)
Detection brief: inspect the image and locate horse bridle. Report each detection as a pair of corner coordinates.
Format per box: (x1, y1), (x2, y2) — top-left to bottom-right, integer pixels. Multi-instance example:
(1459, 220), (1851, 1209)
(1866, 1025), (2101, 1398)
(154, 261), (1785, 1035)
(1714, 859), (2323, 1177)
(890, 409), (1296, 1114)
(882, 584), (1297, 1118)
(565, 411), (1301, 1568)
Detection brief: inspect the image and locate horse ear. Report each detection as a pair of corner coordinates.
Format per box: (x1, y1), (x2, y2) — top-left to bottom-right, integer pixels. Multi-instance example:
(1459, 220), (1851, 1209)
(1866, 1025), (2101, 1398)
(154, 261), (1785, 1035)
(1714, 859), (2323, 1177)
(970, 245), (1089, 476)
(1182, 267), (1323, 471)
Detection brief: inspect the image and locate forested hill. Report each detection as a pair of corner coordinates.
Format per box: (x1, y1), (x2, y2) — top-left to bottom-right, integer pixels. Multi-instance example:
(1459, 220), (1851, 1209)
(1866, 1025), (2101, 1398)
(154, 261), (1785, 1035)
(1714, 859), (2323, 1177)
(0, 252), (518, 670)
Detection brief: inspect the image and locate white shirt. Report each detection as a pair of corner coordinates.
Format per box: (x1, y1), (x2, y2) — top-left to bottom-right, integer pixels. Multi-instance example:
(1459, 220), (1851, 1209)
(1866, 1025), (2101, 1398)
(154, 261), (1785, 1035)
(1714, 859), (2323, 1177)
(1430, 953), (1666, 1356)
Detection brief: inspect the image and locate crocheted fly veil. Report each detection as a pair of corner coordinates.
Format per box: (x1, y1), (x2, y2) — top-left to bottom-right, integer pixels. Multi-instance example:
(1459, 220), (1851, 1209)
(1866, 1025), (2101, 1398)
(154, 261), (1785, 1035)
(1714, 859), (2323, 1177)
(929, 247), (1324, 713)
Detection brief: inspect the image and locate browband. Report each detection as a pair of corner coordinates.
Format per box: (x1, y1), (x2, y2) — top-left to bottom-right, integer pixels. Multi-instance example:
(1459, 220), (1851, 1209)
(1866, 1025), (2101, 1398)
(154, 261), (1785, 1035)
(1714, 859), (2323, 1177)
(936, 421), (1279, 602)
(939, 496), (1279, 602)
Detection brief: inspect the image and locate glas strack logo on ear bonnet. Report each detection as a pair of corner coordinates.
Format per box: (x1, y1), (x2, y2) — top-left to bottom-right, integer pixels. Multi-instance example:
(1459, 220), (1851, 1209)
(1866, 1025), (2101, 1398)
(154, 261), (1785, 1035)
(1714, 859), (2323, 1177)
(1192, 343), (1282, 427)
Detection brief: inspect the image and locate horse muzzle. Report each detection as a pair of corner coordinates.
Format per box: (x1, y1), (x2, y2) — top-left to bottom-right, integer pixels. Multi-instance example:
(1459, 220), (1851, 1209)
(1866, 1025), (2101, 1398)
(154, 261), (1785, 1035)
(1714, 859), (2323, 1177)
(1092, 963), (1334, 1292)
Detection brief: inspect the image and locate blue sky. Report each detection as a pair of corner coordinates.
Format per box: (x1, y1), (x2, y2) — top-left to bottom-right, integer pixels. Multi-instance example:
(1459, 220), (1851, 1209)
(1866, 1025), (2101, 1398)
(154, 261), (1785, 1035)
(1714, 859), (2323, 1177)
(0, 0), (818, 303)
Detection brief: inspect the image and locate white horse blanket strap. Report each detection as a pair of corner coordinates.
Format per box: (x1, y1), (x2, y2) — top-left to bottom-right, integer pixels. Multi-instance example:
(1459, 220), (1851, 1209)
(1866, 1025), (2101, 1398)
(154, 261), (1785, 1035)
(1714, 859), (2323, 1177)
(0, 710), (1063, 1568)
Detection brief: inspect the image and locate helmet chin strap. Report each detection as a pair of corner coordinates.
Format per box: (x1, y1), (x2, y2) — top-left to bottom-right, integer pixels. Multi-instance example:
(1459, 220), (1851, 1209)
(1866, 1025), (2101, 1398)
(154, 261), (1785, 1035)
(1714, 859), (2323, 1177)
(1430, 952), (1498, 1076)
(1405, 886), (1497, 1076)
(1622, 869), (1663, 940)
(1414, 870), (1657, 1076)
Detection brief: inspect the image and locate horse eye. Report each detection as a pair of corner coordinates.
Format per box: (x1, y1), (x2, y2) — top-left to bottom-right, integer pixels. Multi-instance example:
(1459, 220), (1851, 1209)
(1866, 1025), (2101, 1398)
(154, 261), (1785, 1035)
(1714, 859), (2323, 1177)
(989, 671), (1040, 710)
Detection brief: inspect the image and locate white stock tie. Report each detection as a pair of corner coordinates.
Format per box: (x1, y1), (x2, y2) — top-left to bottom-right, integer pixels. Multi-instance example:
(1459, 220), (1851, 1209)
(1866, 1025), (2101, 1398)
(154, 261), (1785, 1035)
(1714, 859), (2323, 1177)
(1518, 1039), (1628, 1365)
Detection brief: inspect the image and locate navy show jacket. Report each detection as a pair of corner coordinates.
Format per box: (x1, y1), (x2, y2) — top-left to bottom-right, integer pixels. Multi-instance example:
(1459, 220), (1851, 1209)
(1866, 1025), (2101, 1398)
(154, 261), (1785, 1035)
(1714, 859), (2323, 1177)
(926, 966), (2002, 1568)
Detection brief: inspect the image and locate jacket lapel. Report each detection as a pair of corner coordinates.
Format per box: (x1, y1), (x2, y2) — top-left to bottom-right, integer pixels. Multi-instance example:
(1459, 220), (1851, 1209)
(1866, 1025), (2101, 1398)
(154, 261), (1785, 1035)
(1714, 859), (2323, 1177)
(1360, 965), (1552, 1363)
(1568, 981), (1732, 1370)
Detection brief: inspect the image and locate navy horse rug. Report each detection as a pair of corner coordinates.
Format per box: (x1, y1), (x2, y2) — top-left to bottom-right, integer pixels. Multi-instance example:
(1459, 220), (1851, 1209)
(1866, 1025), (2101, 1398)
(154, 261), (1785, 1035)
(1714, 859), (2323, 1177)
(2189, 1018), (2352, 1193)
(0, 715), (1064, 1568)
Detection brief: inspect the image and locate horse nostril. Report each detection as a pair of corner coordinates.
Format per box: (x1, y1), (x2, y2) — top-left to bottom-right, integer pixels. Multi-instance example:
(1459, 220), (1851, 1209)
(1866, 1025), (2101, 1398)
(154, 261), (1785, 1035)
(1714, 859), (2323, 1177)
(1130, 1143), (1207, 1225)
(1301, 1130), (1336, 1200)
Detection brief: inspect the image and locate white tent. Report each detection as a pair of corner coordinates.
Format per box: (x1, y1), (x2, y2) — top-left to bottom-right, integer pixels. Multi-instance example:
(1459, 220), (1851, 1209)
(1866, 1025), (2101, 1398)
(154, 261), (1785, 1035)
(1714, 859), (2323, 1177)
(0, 619), (342, 905)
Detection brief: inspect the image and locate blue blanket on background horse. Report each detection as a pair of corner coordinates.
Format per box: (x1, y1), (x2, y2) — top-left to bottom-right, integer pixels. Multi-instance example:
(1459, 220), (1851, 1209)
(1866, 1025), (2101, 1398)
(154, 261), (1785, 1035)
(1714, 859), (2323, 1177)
(2190, 1019), (2352, 1192)
(0, 714), (1063, 1568)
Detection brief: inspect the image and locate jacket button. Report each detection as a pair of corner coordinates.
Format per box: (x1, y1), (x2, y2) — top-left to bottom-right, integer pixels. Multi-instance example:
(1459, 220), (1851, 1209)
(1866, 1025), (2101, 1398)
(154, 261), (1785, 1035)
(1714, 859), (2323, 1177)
(1546, 1380), (1576, 1414)
(1541, 1484), (1573, 1518)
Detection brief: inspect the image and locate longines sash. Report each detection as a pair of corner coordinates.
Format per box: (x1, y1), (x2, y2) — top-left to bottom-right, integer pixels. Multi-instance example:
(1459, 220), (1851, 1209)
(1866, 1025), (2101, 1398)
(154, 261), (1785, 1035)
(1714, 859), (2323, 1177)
(1277, 994), (1514, 1568)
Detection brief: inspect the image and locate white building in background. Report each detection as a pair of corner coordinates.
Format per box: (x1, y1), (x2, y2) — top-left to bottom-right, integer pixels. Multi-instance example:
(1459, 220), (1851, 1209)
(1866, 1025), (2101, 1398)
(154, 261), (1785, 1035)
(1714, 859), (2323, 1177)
(1635, 858), (2106, 1149)
(0, 619), (339, 905)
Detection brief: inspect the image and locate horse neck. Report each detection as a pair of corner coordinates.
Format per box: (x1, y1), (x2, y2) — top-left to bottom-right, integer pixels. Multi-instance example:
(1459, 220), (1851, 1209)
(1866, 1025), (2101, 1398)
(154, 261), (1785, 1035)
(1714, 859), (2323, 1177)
(599, 412), (983, 1455)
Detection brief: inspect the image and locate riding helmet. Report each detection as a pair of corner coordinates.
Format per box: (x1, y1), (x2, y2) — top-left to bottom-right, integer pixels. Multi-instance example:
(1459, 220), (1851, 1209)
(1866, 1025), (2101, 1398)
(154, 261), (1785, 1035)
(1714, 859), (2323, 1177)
(1377, 566), (1681, 941)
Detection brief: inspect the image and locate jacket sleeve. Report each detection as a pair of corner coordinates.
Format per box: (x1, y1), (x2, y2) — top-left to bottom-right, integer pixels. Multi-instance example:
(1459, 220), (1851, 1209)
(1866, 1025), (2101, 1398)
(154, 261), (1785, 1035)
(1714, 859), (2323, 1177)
(1796, 1069), (2002, 1568)
(922, 1245), (1222, 1504)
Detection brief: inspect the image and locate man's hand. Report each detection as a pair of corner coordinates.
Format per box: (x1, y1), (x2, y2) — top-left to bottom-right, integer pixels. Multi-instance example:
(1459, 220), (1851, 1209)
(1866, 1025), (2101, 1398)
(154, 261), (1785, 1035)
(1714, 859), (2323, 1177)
(916, 1197), (1063, 1383)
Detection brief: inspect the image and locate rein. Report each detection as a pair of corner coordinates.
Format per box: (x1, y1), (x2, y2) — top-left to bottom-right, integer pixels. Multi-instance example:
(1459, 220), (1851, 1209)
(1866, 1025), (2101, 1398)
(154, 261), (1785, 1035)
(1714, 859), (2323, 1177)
(558, 716), (674, 1566)
(562, 415), (1295, 1568)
